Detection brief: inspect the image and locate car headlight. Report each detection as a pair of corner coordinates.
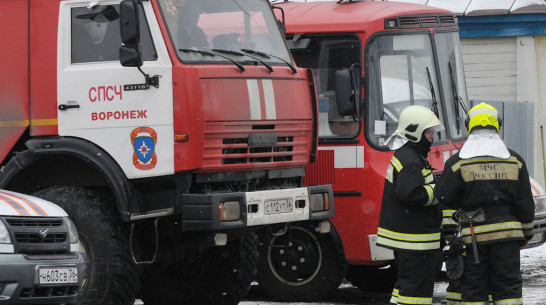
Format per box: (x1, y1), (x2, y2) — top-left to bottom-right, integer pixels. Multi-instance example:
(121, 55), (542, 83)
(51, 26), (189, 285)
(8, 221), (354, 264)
(0, 220), (11, 244)
(64, 217), (79, 244)
(534, 195), (546, 219)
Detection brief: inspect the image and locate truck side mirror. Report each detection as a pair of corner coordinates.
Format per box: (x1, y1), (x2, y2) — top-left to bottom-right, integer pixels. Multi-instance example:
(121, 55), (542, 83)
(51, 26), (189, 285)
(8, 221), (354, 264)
(286, 37), (310, 51)
(272, 6), (286, 38)
(119, 0), (142, 67)
(120, 45), (143, 67)
(334, 66), (362, 120)
(120, 0), (140, 46)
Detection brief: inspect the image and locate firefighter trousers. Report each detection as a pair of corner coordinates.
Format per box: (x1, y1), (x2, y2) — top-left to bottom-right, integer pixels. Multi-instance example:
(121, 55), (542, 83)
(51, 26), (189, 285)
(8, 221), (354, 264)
(461, 241), (522, 305)
(390, 250), (440, 305)
(445, 279), (493, 305)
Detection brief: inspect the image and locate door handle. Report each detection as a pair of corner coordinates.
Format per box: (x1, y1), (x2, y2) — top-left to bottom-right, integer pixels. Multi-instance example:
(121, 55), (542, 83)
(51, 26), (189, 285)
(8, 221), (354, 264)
(58, 103), (80, 111)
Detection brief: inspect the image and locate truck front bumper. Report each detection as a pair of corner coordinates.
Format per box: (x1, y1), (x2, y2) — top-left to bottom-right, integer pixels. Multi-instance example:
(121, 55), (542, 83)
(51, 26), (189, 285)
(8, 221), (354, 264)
(178, 184), (334, 231)
(0, 253), (88, 304)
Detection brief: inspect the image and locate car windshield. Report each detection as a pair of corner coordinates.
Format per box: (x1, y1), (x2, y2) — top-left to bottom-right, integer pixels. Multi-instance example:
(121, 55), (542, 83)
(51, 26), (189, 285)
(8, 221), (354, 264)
(157, 0), (292, 64)
(366, 33), (447, 148)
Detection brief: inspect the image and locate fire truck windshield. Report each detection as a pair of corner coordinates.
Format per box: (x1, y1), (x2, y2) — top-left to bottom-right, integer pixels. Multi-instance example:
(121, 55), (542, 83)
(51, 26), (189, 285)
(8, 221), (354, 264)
(157, 0), (292, 65)
(366, 33), (449, 148)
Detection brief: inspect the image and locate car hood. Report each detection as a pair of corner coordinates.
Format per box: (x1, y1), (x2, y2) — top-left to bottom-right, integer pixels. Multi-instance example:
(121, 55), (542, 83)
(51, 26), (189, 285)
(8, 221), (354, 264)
(0, 190), (68, 217)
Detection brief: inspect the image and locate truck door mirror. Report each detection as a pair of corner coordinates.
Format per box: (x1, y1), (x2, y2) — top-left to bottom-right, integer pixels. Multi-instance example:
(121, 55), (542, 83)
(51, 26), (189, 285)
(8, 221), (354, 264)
(334, 66), (362, 120)
(120, 45), (143, 67)
(119, 0), (142, 68)
(272, 6), (286, 38)
(286, 37), (311, 51)
(120, 0), (140, 45)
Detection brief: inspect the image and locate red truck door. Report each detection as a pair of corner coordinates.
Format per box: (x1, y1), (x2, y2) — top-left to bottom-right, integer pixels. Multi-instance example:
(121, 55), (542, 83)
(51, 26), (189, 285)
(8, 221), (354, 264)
(57, 1), (174, 179)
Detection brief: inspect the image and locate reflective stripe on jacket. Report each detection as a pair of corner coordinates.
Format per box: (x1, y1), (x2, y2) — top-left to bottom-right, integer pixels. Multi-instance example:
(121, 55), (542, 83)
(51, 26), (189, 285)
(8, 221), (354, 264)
(435, 150), (534, 245)
(377, 145), (441, 252)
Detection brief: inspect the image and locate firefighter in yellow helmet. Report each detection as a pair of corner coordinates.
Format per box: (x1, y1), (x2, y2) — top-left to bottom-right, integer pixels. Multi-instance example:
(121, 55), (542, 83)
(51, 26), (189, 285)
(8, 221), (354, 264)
(377, 105), (444, 305)
(435, 102), (534, 305)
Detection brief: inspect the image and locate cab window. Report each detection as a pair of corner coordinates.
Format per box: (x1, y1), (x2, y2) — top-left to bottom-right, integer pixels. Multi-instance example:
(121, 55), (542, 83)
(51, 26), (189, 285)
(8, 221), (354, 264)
(291, 35), (361, 138)
(71, 4), (157, 63)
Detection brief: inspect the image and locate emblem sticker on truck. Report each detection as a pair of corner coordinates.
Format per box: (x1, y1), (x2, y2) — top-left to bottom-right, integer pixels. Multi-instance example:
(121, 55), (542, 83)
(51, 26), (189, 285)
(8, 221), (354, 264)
(131, 127), (158, 170)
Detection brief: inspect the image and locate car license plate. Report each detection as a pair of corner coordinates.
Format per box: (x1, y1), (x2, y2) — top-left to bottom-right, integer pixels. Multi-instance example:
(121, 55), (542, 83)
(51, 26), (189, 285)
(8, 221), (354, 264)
(39, 267), (78, 284)
(264, 199), (293, 215)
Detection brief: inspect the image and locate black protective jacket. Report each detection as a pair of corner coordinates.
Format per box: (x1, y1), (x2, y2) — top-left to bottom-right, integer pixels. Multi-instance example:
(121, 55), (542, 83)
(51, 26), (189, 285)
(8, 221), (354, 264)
(377, 144), (442, 252)
(435, 149), (534, 245)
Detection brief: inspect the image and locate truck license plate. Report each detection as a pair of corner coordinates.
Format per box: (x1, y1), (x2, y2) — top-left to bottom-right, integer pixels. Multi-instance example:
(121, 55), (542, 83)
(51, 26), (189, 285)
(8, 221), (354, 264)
(264, 199), (293, 215)
(39, 267), (78, 284)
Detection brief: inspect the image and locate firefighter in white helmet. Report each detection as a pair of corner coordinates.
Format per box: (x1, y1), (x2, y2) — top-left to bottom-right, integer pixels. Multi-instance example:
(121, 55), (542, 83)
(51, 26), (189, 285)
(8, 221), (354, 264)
(435, 102), (534, 305)
(377, 105), (444, 305)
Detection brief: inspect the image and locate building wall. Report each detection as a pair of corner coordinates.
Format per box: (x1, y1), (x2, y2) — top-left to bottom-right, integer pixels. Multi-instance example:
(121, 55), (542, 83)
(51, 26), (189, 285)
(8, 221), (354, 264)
(536, 36), (546, 186)
(460, 35), (546, 185)
(461, 37), (517, 101)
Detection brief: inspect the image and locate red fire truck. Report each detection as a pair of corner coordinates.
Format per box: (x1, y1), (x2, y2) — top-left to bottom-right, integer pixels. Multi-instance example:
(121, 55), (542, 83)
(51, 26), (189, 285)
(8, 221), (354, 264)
(259, 0), (546, 301)
(0, 0), (333, 304)
(257, 0), (468, 301)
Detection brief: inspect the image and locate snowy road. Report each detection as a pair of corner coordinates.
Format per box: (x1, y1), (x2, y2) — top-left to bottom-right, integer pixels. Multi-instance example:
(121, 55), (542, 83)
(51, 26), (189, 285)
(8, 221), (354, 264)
(134, 243), (546, 305)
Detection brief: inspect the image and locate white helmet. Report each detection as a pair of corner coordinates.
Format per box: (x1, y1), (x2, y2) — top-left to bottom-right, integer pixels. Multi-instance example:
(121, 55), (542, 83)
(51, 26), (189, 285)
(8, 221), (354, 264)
(395, 105), (442, 142)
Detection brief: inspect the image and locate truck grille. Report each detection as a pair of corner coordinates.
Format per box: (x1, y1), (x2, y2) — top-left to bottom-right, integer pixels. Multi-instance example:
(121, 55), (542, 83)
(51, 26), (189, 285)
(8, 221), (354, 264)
(202, 121), (312, 172)
(3, 216), (71, 256)
(221, 136), (294, 164)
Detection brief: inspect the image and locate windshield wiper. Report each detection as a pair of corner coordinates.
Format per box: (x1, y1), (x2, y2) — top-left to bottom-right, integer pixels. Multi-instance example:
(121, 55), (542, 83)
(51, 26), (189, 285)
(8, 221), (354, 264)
(179, 48), (245, 72)
(425, 67), (439, 118)
(448, 62), (469, 135)
(241, 49), (297, 74)
(214, 48), (273, 73)
(426, 67), (442, 140)
(448, 62), (462, 133)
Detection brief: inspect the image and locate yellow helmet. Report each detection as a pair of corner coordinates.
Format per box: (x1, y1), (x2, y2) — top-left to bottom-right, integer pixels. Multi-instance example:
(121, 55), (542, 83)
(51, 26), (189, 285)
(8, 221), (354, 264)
(395, 105), (442, 142)
(465, 102), (501, 134)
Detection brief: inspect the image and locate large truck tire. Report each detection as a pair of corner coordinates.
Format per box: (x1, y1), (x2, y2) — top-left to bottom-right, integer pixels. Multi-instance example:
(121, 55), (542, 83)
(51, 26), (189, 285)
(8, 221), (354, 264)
(256, 223), (347, 301)
(140, 232), (259, 305)
(33, 186), (141, 305)
(345, 262), (397, 293)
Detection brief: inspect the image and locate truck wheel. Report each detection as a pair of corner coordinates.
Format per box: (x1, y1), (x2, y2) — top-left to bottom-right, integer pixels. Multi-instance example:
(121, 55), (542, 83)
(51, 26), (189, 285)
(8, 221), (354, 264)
(256, 223), (347, 301)
(345, 262), (397, 292)
(140, 232), (258, 305)
(33, 187), (141, 305)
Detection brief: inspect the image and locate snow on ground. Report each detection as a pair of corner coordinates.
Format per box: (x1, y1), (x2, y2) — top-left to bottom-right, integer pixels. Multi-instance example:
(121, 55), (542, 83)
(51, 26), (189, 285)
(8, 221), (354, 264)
(520, 243), (546, 305)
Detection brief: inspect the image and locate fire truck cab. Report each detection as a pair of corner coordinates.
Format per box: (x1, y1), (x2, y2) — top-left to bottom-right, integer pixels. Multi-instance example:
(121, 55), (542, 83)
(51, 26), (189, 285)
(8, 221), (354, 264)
(0, 0), (333, 304)
(258, 1), (546, 301)
(260, 0), (468, 300)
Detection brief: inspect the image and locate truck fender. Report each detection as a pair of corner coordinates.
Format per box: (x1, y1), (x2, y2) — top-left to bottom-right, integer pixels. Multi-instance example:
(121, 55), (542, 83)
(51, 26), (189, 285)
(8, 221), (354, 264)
(325, 219), (346, 259)
(0, 137), (138, 221)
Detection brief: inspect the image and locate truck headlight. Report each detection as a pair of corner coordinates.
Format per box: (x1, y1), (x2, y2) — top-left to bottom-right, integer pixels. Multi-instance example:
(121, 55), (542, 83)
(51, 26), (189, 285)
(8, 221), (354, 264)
(220, 201), (240, 221)
(310, 193), (329, 212)
(64, 217), (79, 243)
(0, 220), (11, 244)
(534, 195), (546, 219)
